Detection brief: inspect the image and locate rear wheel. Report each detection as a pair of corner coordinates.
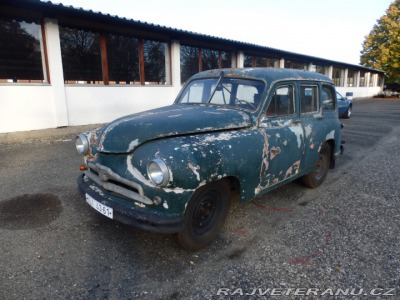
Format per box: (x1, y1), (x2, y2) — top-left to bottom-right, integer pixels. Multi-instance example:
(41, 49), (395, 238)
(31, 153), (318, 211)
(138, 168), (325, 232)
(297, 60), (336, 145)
(302, 143), (331, 188)
(176, 180), (231, 250)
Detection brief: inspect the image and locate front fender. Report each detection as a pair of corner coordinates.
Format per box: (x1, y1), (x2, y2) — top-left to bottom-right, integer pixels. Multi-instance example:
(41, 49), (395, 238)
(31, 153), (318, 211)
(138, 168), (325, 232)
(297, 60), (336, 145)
(130, 129), (264, 211)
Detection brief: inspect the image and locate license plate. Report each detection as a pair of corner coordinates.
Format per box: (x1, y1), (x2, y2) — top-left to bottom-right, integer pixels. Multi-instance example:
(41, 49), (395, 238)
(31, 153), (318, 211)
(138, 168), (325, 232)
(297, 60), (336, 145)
(85, 193), (113, 219)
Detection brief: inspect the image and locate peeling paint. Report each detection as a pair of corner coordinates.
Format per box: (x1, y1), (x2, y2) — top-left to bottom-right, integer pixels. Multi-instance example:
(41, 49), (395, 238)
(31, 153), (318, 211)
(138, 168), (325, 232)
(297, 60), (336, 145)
(270, 146), (281, 160)
(258, 129), (270, 178)
(285, 160), (301, 178)
(289, 126), (303, 148)
(127, 154), (154, 188)
(89, 184), (105, 196)
(127, 139), (139, 152)
(326, 130), (335, 140)
(202, 132), (235, 143)
(163, 187), (192, 194)
(304, 125), (312, 138)
(188, 163), (201, 181)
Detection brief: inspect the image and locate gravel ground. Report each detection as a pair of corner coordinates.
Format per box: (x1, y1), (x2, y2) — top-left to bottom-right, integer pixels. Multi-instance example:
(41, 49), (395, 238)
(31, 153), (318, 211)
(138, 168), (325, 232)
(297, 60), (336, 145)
(0, 99), (399, 299)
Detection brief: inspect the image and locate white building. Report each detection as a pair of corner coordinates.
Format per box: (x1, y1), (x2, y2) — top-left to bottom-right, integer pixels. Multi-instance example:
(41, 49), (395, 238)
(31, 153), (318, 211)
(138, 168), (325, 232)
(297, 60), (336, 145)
(0, 0), (385, 133)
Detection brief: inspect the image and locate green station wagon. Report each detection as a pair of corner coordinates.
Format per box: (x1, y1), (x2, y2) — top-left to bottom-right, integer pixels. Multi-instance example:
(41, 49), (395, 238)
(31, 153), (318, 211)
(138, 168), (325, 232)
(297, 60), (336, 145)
(76, 68), (343, 250)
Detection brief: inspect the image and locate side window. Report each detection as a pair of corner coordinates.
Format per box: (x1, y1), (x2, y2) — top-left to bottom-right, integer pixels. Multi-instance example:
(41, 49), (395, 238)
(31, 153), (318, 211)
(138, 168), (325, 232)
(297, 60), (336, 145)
(267, 85), (295, 117)
(300, 85), (319, 113)
(322, 85), (335, 111)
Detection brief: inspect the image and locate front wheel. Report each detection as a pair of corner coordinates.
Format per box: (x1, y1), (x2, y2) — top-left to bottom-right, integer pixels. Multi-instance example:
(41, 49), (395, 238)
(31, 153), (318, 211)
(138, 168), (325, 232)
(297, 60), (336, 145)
(176, 180), (231, 250)
(301, 143), (331, 188)
(344, 106), (352, 119)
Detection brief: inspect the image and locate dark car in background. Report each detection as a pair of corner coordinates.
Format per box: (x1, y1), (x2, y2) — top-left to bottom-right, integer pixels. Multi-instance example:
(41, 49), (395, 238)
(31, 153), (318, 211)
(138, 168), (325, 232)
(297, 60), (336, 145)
(337, 92), (352, 118)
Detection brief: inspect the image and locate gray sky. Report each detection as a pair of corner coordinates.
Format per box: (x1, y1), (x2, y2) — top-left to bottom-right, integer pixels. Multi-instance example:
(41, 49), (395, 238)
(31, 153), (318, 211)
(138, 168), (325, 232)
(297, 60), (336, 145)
(52, 0), (393, 65)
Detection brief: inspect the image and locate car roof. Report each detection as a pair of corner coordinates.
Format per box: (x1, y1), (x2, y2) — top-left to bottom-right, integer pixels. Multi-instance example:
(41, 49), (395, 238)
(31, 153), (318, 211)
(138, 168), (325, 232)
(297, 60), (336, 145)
(191, 67), (333, 84)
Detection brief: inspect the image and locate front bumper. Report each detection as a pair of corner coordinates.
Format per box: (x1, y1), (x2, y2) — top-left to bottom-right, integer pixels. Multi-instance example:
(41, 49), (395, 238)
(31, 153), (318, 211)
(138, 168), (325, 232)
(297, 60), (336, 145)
(77, 174), (185, 234)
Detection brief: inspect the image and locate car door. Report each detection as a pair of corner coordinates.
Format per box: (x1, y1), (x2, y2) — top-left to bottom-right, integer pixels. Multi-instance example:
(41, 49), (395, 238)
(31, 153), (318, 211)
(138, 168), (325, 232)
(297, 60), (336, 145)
(298, 82), (327, 171)
(257, 83), (305, 192)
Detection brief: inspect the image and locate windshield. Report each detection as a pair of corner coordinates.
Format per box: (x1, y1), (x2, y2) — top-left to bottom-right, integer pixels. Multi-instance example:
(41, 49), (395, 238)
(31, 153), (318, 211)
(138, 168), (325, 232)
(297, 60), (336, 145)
(176, 77), (265, 112)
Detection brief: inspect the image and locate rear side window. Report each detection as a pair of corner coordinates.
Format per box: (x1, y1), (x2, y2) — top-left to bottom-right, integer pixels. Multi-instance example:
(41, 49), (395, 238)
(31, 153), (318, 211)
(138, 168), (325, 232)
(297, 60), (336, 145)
(300, 85), (319, 113)
(322, 85), (335, 111)
(267, 85), (295, 117)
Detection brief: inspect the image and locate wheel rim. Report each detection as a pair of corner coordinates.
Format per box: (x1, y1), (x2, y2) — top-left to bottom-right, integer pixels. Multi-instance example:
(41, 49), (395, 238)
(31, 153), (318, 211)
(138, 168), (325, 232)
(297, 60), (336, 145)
(192, 189), (220, 234)
(347, 107), (352, 117)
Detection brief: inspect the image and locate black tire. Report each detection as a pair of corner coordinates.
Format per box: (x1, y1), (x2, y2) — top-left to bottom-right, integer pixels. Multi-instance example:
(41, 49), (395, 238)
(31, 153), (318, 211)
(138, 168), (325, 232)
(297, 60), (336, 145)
(176, 180), (231, 250)
(301, 143), (331, 189)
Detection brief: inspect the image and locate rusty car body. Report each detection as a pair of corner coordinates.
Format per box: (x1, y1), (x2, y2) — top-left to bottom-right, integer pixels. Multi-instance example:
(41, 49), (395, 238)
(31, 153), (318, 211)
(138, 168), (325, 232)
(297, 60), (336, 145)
(76, 68), (343, 250)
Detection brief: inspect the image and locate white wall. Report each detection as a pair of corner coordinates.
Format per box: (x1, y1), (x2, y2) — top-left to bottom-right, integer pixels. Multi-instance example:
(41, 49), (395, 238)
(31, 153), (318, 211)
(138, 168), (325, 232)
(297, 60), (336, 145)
(336, 87), (381, 99)
(65, 86), (177, 126)
(0, 85), (58, 133)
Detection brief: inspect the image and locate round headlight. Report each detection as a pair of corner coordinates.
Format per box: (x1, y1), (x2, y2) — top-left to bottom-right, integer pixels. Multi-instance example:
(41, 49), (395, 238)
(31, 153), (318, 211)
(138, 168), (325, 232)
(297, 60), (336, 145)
(76, 134), (89, 155)
(147, 159), (169, 186)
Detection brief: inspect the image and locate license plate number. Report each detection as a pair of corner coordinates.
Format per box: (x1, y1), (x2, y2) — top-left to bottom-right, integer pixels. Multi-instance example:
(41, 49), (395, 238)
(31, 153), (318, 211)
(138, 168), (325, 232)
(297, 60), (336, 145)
(85, 193), (113, 219)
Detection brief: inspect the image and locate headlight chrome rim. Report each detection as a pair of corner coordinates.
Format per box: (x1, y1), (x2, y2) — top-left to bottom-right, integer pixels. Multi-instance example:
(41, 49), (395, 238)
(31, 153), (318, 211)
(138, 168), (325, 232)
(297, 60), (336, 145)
(147, 159), (169, 186)
(76, 134), (89, 155)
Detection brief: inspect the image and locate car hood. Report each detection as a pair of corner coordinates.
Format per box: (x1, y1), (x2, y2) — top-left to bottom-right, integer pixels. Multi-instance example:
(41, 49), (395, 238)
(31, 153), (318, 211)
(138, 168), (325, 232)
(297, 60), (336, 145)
(96, 104), (252, 153)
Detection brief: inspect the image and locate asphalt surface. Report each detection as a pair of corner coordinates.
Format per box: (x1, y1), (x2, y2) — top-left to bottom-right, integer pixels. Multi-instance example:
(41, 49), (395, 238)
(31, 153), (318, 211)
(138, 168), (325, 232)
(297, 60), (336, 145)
(0, 99), (399, 299)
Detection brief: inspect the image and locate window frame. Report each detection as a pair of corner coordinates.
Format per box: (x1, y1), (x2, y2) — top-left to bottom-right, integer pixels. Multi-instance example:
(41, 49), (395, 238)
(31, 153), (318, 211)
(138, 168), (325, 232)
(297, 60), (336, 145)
(300, 84), (320, 114)
(179, 44), (232, 84)
(59, 23), (171, 86)
(266, 84), (296, 118)
(321, 84), (336, 112)
(0, 17), (50, 84)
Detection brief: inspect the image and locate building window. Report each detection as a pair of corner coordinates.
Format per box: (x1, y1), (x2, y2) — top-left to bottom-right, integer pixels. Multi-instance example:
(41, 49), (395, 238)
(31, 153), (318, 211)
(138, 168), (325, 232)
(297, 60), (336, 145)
(106, 33), (140, 84)
(59, 26), (102, 84)
(256, 57), (267, 67)
(369, 73), (374, 87)
(0, 18), (47, 83)
(143, 39), (170, 84)
(244, 55), (254, 67)
(180, 45), (199, 84)
(221, 51), (232, 68)
(314, 65), (325, 75)
(347, 69), (356, 87)
(359, 71), (366, 87)
(332, 67), (343, 86)
(244, 54), (278, 68)
(285, 59), (307, 70)
(377, 74), (383, 87)
(59, 25), (170, 85)
(180, 44), (232, 84)
(202, 48), (219, 71)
